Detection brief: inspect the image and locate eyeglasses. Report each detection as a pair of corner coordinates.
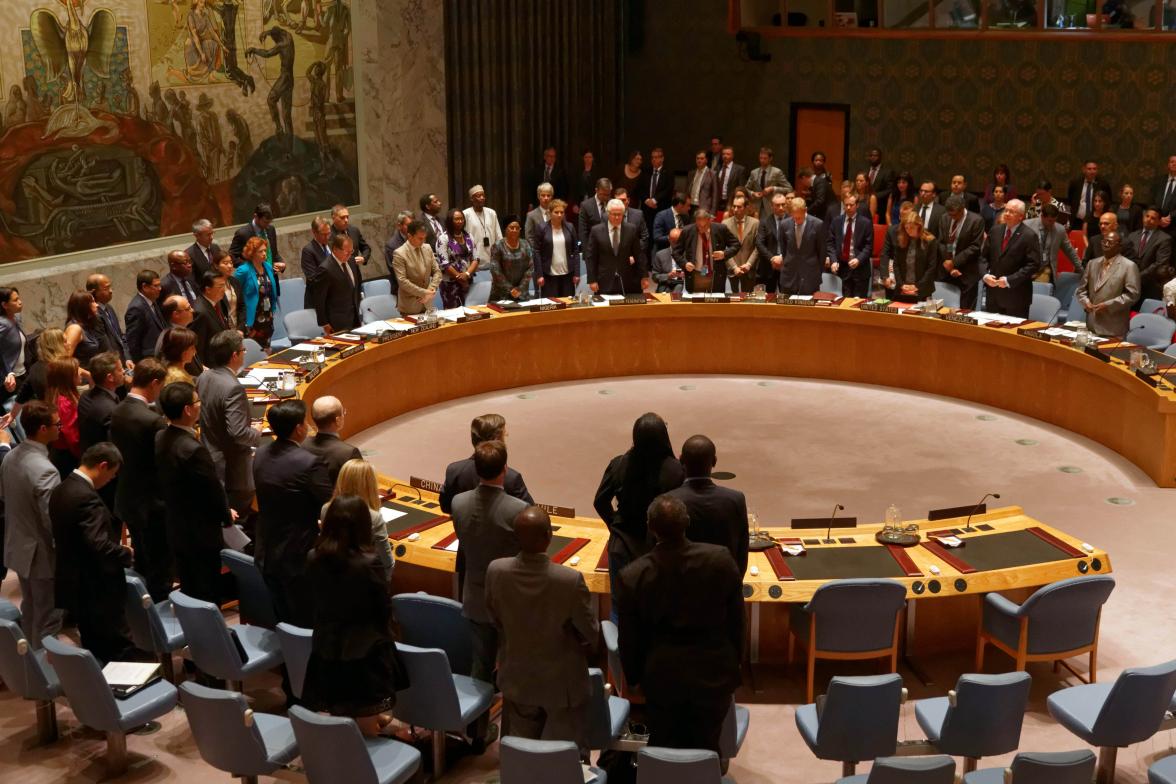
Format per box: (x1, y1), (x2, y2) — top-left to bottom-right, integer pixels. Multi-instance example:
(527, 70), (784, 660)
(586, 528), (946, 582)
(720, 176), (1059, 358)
(49, 420), (62, 428)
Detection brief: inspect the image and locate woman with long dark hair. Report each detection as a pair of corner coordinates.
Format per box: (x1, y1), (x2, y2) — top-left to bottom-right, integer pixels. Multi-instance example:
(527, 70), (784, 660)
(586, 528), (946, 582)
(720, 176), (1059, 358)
(43, 356), (81, 476)
(888, 173), (917, 225)
(63, 291), (104, 369)
(437, 208), (478, 307)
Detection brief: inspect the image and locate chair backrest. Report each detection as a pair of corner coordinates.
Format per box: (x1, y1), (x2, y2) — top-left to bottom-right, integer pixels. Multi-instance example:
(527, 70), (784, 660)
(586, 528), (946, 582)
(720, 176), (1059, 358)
(0, 619), (58, 701)
(601, 619), (627, 696)
(362, 279), (392, 299)
(821, 273), (843, 295)
(806, 579), (906, 652)
(280, 278), (307, 310)
(170, 590), (246, 681)
(866, 755), (957, 783)
(585, 667), (616, 749)
(275, 623), (313, 699)
(0, 598), (19, 622)
(466, 279), (492, 306)
(391, 643), (462, 731)
(1063, 288), (1083, 324)
(289, 705), (379, 784)
(1166, 343), (1176, 358)
(1054, 272), (1082, 313)
(872, 224), (887, 261)
(1031, 281), (1054, 298)
(636, 747), (722, 784)
(719, 700), (749, 760)
(1090, 658), (1176, 745)
(1139, 297), (1166, 316)
(933, 281), (961, 309)
(361, 294), (400, 324)
(1008, 749), (1096, 783)
(1029, 294), (1062, 325)
(40, 636), (120, 731)
(220, 551), (278, 629)
(1019, 575), (1115, 654)
(242, 339), (266, 367)
(283, 308), (324, 341)
(935, 672), (1032, 758)
(1068, 230), (1087, 259)
(124, 571), (163, 653)
(391, 593), (473, 676)
(815, 674), (904, 762)
(1127, 313), (1176, 347)
(500, 736), (585, 783)
(179, 681), (272, 774)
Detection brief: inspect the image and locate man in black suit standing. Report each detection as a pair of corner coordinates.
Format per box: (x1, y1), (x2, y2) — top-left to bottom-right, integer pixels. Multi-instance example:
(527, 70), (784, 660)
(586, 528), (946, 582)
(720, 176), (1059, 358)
(1067, 160), (1111, 232)
(330, 204), (371, 270)
(1154, 154), (1176, 239)
(155, 381), (236, 603)
(826, 193), (875, 299)
(78, 352), (124, 454)
(809, 151), (834, 222)
(191, 271), (231, 360)
(673, 210), (738, 294)
(775, 198), (826, 296)
(1125, 206), (1174, 304)
(613, 189), (651, 265)
(418, 193), (445, 251)
(865, 147), (896, 223)
(526, 146), (568, 208)
(616, 494), (743, 752)
(304, 395), (361, 484)
(187, 218), (222, 280)
(50, 442), (134, 663)
(586, 199), (649, 296)
(111, 359), (170, 600)
(253, 400), (333, 626)
(713, 146), (747, 219)
(314, 233), (362, 334)
(160, 250), (199, 305)
(936, 175), (981, 214)
(915, 181), (946, 239)
(939, 194), (987, 308)
(85, 274), (131, 368)
(983, 199), (1042, 318)
(577, 178), (613, 243)
(666, 436), (748, 575)
(300, 217), (334, 310)
(125, 270), (167, 363)
(439, 413), (533, 514)
(755, 192), (791, 294)
(230, 203), (286, 273)
(639, 147), (674, 230)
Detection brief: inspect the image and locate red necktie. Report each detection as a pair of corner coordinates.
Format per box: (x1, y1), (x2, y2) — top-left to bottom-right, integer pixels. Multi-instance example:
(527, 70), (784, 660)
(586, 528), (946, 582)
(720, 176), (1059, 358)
(841, 219), (852, 261)
(1140, 231), (1150, 252)
(702, 231), (711, 276)
(1001, 227), (1013, 254)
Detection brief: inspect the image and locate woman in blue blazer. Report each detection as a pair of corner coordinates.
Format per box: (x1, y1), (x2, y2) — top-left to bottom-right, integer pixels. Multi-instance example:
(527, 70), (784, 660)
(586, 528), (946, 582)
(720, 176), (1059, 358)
(533, 200), (580, 298)
(234, 236), (281, 349)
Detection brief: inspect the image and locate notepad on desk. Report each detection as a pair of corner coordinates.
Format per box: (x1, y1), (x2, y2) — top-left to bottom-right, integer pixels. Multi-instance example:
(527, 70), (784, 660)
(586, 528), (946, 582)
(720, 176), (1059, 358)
(379, 507), (408, 524)
(103, 661), (162, 698)
(353, 320), (415, 335)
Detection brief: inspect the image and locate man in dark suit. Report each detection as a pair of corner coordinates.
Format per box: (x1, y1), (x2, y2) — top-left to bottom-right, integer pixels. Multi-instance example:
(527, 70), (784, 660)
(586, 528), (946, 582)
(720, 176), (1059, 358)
(418, 193), (445, 251)
(304, 395), (361, 484)
(51, 442), (134, 663)
(485, 506), (597, 748)
(915, 181), (946, 240)
(383, 210), (413, 292)
(936, 175), (982, 214)
(451, 440), (528, 684)
(865, 147), (897, 223)
(638, 147), (674, 230)
(160, 250), (199, 305)
(754, 191), (791, 294)
(826, 193), (875, 298)
(111, 359), (170, 600)
(125, 270), (167, 362)
(665, 436), (748, 575)
(439, 413), (533, 513)
(192, 271), (231, 360)
(938, 194), (987, 308)
(1067, 160), (1111, 232)
(613, 189), (651, 263)
(809, 152), (833, 222)
(687, 151), (718, 215)
(616, 494), (743, 752)
(86, 274), (131, 367)
(713, 146), (747, 218)
(155, 381), (235, 603)
(525, 146), (568, 208)
(197, 330), (258, 514)
(1126, 206), (1175, 303)
(576, 178), (612, 243)
(186, 218), (222, 280)
(673, 210), (738, 294)
(1154, 154), (1176, 239)
(78, 352), (124, 454)
(300, 217), (334, 309)
(983, 199), (1042, 318)
(253, 400), (333, 626)
(315, 232), (363, 333)
(652, 193), (691, 252)
(229, 203), (286, 273)
(330, 204), (372, 270)
(585, 199), (649, 296)
(775, 198), (826, 296)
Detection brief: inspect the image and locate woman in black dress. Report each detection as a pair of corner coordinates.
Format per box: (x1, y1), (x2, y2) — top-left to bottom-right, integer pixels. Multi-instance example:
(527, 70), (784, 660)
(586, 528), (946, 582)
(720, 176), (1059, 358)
(302, 495), (407, 736)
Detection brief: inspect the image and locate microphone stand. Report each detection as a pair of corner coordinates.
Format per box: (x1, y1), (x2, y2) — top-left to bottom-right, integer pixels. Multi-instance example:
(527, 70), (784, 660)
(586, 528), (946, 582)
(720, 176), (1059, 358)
(823, 504), (845, 545)
(963, 492), (1000, 533)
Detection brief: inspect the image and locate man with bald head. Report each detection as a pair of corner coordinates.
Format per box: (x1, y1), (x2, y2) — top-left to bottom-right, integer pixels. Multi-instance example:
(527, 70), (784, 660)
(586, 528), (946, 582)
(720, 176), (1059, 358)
(303, 395), (361, 483)
(85, 273), (131, 368)
(666, 435), (748, 575)
(1076, 231), (1140, 337)
(1082, 210), (1119, 267)
(485, 506), (597, 749)
(160, 250), (199, 305)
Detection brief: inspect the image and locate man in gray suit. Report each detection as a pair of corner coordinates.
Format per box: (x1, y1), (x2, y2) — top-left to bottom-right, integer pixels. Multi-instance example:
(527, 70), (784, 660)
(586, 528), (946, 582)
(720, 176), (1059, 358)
(524, 183), (554, 258)
(485, 506), (598, 748)
(0, 402), (63, 647)
(451, 440), (527, 684)
(1077, 231), (1141, 337)
(746, 146), (791, 220)
(1025, 203), (1083, 283)
(686, 150), (718, 215)
(775, 198), (826, 296)
(196, 330), (259, 513)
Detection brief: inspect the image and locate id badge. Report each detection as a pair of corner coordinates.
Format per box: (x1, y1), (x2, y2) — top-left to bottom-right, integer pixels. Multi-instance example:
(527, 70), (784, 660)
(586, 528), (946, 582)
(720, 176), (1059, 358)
(483, 237), (490, 247)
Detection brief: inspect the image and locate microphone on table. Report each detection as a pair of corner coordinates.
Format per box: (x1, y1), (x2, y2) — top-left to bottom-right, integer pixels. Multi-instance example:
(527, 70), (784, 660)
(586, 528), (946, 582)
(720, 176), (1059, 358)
(614, 270), (626, 297)
(823, 504), (845, 545)
(963, 493), (1000, 533)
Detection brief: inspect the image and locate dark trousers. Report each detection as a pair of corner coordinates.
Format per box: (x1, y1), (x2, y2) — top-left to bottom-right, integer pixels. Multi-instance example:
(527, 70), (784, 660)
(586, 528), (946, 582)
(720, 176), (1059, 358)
(841, 268), (872, 298)
(128, 507), (173, 602)
(77, 577), (135, 664)
(469, 618), (498, 686)
(265, 571), (314, 628)
(645, 697), (730, 754)
(177, 546), (222, 605)
(958, 279), (979, 309)
(541, 274), (576, 298)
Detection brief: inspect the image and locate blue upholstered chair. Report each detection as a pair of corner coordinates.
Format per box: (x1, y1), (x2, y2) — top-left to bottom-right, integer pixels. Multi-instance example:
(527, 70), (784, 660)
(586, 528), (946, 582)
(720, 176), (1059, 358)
(361, 293), (400, 323)
(821, 273), (844, 295)
(1054, 272), (1082, 320)
(586, 667), (631, 751)
(914, 672), (1032, 773)
(466, 279), (492, 306)
(1061, 288), (1084, 324)
(220, 551), (278, 629)
(123, 572), (186, 683)
(289, 704), (422, 784)
(0, 598), (19, 622)
(1047, 658), (1176, 784)
(1139, 297), (1167, 316)
(170, 590), (283, 692)
(1126, 313), (1176, 349)
(275, 623), (312, 700)
(391, 592), (473, 676)
(601, 619), (628, 697)
(963, 749), (1096, 784)
(179, 681), (298, 784)
(0, 618), (60, 744)
(933, 281), (962, 309)
(636, 747), (733, 784)
(788, 578), (907, 702)
(42, 635), (178, 776)
(1150, 754), (1176, 784)
(1029, 293), (1062, 324)
(1031, 281), (1054, 298)
(976, 575), (1115, 682)
(501, 736), (608, 783)
(361, 278), (392, 299)
(242, 338), (266, 367)
(795, 673), (905, 778)
(283, 308), (324, 342)
(719, 700), (750, 772)
(279, 278), (306, 313)
(836, 755), (957, 784)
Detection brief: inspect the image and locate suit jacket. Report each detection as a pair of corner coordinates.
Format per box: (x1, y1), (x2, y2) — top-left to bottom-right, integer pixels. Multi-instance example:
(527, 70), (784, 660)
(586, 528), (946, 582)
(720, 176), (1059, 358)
(745, 166), (791, 219)
(826, 212), (875, 283)
(300, 240), (333, 309)
(650, 248), (682, 293)
(576, 197), (609, 243)
(652, 208), (688, 251)
(1077, 255), (1142, 337)
(755, 213), (789, 281)
(196, 365), (260, 499)
(625, 208), (650, 259)
(665, 478), (749, 575)
(383, 232), (407, 292)
(985, 223), (1042, 317)
(1154, 176), (1176, 230)
(331, 224), (372, 268)
(914, 202), (946, 239)
(0, 315), (24, 383)
(1023, 218), (1082, 281)
(392, 242), (442, 315)
(155, 425), (232, 553)
(937, 210), (987, 285)
(161, 271), (199, 304)
(439, 456), (532, 513)
(673, 223), (739, 293)
(1125, 228), (1174, 301)
(253, 439), (333, 577)
(302, 431), (361, 485)
(419, 211), (442, 251)
(192, 296), (229, 360)
(714, 162), (747, 208)
(638, 167), (675, 227)
(1067, 177), (1112, 230)
(0, 441), (61, 579)
(936, 191), (982, 214)
(485, 552), (597, 709)
(866, 166), (897, 217)
(524, 207), (549, 256)
(616, 539), (743, 705)
(451, 484), (527, 623)
(586, 221), (647, 295)
(809, 173), (834, 221)
(686, 168), (717, 214)
(97, 303), (129, 362)
(779, 216), (826, 295)
(124, 293), (166, 362)
(51, 472), (131, 612)
(111, 395), (166, 523)
(534, 221), (579, 280)
(315, 257), (363, 331)
(185, 241), (222, 280)
(230, 221), (284, 268)
(721, 214), (760, 277)
(885, 239), (941, 299)
(77, 386), (118, 453)
(527, 163), (568, 204)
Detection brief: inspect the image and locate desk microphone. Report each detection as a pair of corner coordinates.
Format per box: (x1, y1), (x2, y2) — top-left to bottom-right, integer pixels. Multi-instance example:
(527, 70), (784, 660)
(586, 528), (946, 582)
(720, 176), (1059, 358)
(963, 493), (1000, 532)
(823, 504), (845, 545)
(614, 270), (626, 297)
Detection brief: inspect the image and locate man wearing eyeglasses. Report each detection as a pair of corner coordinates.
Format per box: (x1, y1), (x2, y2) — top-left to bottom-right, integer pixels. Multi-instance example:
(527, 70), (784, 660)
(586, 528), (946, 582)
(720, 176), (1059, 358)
(303, 395), (360, 484)
(915, 181), (946, 238)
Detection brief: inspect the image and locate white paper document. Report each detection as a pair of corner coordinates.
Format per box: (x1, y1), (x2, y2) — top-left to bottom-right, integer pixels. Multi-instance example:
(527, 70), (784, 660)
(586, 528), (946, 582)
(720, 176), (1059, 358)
(443, 537), (460, 552)
(518, 298), (556, 307)
(353, 320), (416, 335)
(289, 342), (324, 352)
(380, 507), (408, 524)
(102, 661), (161, 688)
(435, 307), (481, 321)
(222, 524), (251, 551)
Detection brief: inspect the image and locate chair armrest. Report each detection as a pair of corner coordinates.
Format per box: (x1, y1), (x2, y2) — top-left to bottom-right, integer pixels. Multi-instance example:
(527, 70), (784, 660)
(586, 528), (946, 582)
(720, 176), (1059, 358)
(984, 592), (1024, 617)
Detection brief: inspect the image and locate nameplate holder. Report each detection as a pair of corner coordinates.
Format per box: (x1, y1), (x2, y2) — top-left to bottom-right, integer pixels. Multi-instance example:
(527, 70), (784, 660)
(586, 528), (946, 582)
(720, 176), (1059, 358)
(1017, 327), (1050, 342)
(1135, 369), (1159, 387)
(337, 343), (365, 359)
(778, 296), (817, 306)
(531, 302), (566, 312)
(457, 312), (490, 323)
(688, 294), (731, 303)
(612, 295), (647, 306)
(536, 503), (576, 519)
(1084, 345), (1110, 362)
(945, 312), (978, 325)
(860, 301), (896, 313)
(302, 365), (321, 383)
(409, 476), (444, 494)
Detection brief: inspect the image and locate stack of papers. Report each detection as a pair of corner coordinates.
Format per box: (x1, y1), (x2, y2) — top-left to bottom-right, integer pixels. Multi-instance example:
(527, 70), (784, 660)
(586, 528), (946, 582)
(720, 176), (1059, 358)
(379, 507), (408, 524)
(238, 368), (286, 387)
(352, 320), (415, 335)
(518, 298), (557, 307)
(967, 311), (1026, 325)
(781, 544), (806, 556)
(435, 307), (481, 321)
(1038, 327), (1108, 343)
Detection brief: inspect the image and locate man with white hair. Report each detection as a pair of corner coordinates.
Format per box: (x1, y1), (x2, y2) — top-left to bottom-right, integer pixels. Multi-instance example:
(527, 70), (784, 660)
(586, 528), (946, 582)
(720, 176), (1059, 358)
(186, 218), (222, 279)
(586, 198), (649, 295)
(464, 184), (503, 273)
(525, 183), (554, 257)
(983, 198), (1042, 318)
(303, 395), (361, 484)
(773, 197), (826, 296)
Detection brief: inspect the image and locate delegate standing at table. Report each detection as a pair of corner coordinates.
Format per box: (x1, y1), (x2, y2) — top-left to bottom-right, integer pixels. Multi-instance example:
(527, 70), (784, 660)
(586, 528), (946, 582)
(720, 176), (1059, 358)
(673, 210), (737, 294)
(826, 193), (874, 298)
(489, 216), (534, 301)
(586, 199), (650, 296)
(534, 199), (579, 298)
(392, 220), (442, 315)
(314, 233), (363, 334)
(775, 197), (826, 296)
(721, 194), (760, 293)
(882, 211), (940, 302)
(984, 199), (1042, 318)
(1076, 231), (1141, 337)
(754, 192), (790, 294)
(666, 435), (749, 575)
(938, 194), (987, 308)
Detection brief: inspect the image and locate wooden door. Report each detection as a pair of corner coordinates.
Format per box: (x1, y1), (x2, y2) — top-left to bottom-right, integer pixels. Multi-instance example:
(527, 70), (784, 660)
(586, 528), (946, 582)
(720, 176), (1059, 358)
(790, 104), (851, 184)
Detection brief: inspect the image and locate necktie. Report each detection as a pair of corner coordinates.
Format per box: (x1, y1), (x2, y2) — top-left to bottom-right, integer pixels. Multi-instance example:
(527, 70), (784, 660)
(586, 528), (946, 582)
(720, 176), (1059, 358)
(1140, 230), (1150, 253)
(721, 165), (730, 198)
(842, 219), (852, 261)
(1084, 183), (1092, 219)
(181, 278), (196, 303)
(736, 220), (744, 242)
(1001, 226), (1013, 254)
(795, 222), (804, 249)
(611, 227), (619, 254)
(949, 220), (960, 244)
(921, 204), (931, 226)
(544, 164), (551, 182)
(650, 169), (659, 198)
(869, 166), (878, 185)
(701, 231), (711, 275)
(1165, 178), (1175, 208)
(759, 170), (766, 190)
(341, 261), (355, 287)
(675, 213), (683, 229)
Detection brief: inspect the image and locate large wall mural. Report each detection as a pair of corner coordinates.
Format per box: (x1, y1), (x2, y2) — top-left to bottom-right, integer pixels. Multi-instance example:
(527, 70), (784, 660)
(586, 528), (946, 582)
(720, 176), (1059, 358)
(0, 0), (358, 264)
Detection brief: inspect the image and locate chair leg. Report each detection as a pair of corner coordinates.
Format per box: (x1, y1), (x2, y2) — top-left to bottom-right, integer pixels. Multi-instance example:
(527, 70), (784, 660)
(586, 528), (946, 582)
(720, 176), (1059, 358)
(1090, 648), (1098, 683)
(841, 761), (856, 777)
(974, 636), (986, 671)
(431, 729), (446, 776)
(963, 757), (979, 773)
(786, 630), (794, 665)
(1095, 746), (1117, 784)
(238, 777), (259, 784)
(160, 652), (176, 684)
(35, 700), (58, 745)
(806, 654), (816, 704)
(107, 730), (128, 777)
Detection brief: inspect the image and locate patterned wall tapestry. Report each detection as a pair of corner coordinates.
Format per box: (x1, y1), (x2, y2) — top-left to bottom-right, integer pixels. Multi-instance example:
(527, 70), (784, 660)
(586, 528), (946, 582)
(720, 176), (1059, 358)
(0, 0), (358, 264)
(624, 0), (1176, 197)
